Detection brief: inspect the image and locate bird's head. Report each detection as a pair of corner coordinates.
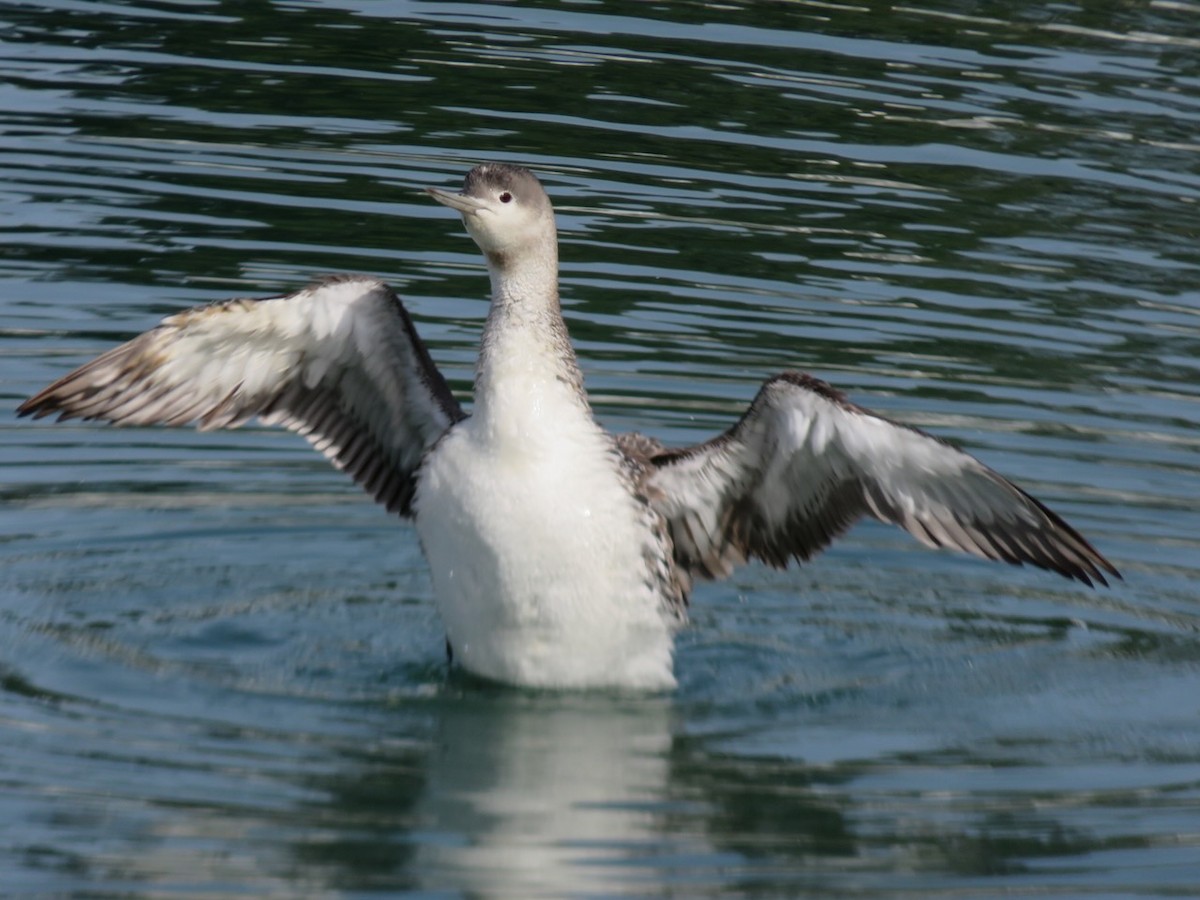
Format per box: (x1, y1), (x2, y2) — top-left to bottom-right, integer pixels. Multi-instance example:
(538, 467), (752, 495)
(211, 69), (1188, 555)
(427, 163), (556, 266)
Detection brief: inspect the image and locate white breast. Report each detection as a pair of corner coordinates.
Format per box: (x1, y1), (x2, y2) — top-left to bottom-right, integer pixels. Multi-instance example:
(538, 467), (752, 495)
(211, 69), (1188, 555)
(414, 378), (676, 690)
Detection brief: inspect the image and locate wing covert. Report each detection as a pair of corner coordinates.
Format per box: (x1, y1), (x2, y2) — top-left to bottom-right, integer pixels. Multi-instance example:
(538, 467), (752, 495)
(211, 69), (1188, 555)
(18, 274), (465, 517)
(645, 372), (1118, 587)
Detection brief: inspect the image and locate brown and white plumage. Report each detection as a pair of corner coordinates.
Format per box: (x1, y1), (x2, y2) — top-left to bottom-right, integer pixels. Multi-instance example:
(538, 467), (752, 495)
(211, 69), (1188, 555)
(19, 274), (463, 516)
(643, 372), (1117, 589)
(18, 162), (1119, 689)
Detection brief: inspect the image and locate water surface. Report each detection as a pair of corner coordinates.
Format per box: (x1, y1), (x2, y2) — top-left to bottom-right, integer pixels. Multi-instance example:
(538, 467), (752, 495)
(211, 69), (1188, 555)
(2, 1), (1199, 896)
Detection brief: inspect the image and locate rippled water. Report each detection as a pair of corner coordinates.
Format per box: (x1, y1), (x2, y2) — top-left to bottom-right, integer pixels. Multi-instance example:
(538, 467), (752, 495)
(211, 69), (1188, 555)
(2, 1), (1199, 896)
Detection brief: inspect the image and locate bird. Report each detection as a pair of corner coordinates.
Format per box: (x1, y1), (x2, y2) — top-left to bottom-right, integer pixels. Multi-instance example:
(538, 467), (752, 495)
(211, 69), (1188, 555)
(18, 162), (1120, 690)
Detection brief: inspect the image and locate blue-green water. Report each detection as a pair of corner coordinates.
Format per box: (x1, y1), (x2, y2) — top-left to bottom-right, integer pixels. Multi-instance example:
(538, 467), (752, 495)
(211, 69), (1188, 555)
(2, 2), (1199, 896)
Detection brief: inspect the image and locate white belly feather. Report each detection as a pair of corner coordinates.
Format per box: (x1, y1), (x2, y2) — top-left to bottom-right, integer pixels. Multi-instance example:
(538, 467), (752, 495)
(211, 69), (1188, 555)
(414, 391), (676, 690)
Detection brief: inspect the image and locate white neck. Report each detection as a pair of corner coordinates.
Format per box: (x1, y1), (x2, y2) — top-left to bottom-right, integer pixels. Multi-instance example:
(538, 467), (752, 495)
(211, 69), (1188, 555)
(485, 235), (558, 314)
(472, 235), (591, 442)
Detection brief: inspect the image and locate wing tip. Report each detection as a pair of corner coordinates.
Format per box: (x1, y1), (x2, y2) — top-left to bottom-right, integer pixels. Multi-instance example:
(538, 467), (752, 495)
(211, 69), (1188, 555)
(17, 392), (83, 423)
(15, 398), (42, 419)
(1021, 490), (1122, 589)
(1073, 555), (1122, 589)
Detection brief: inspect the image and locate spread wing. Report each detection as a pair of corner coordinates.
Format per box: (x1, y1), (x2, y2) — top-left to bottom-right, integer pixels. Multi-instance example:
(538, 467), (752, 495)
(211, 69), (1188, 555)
(18, 274), (465, 517)
(645, 372), (1119, 587)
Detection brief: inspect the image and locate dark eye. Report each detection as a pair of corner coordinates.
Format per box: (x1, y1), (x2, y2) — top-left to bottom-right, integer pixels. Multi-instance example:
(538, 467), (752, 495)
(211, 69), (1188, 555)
(499, 191), (513, 203)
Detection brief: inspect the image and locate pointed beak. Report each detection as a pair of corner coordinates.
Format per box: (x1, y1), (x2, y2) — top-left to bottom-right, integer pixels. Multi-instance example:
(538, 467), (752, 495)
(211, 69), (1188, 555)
(426, 186), (488, 214)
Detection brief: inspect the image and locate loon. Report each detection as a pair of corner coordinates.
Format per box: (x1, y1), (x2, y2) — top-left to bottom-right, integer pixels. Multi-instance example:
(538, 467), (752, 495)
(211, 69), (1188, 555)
(18, 162), (1119, 690)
